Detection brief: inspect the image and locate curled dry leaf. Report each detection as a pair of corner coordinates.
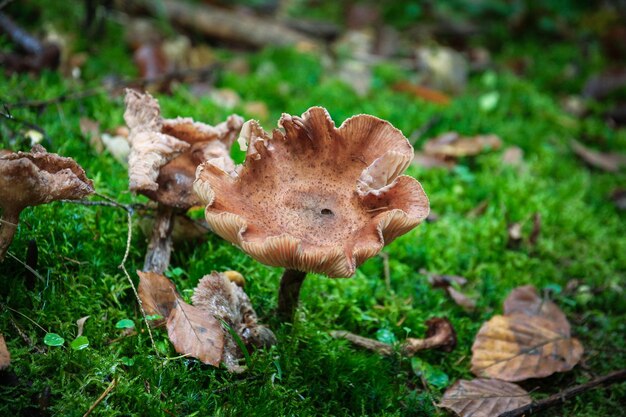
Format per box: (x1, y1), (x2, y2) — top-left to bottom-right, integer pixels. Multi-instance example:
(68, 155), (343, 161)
(571, 140), (626, 173)
(503, 285), (569, 331)
(76, 316), (90, 338)
(0, 145), (94, 260)
(0, 334), (10, 370)
(331, 317), (456, 356)
(447, 287), (477, 312)
(137, 271), (274, 372)
(439, 378), (531, 417)
(194, 107), (429, 277)
(471, 285), (583, 381)
(501, 146), (524, 167)
(392, 82), (451, 105)
(423, 132), (502, 158)
(422, 269), (468, 288)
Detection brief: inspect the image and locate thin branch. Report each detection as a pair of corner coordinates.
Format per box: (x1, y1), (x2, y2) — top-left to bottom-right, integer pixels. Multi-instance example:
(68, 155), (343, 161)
(6, 251), (45, 283)
(2, 303), (48, 333)
(499, 368), (626, 417)
(82, 378), (117, 417)
(117, 207), (159, 358)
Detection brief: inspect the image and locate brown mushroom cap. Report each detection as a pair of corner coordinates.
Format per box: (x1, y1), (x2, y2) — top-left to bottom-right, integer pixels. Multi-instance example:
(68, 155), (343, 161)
(124, 89), (243, 209)
(0, 145), (94, 213)
(194, 107), (430, 277)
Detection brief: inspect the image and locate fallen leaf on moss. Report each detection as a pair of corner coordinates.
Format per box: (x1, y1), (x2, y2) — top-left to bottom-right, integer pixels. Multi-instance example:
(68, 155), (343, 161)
(138, 270), (275, 372)
(79, 117), (102, 153)
(424, 132), (502, 158)
(503, 285), (568, 329)
(471, 285), (583, 381)
(0, 334), (10, 370)
(439, 378), (531, 417)
(76, 316), (90, 338)
(571, 140), (626, 172)
(447, 287), (477, 311)
(423, 270), (468, 288)
(392, 82), (451, 105)
(501, 146), (524, 167)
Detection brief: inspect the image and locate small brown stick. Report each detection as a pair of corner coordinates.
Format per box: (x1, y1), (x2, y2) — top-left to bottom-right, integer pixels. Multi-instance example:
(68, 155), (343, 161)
(330, 331), (393, 355)
(82, 378), (117, 417)
(499, 368), (626, 417)
(277, 269), (307, 321)
(378, 252), (391, 291)
(331, 318), (456, 356)
(143, 203), (175, 274)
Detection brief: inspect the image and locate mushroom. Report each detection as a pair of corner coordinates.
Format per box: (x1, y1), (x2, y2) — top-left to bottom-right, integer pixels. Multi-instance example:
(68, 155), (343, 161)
(0, 145), (94, 260)
(194, 107), (430, 320)
(123, 89), (243, 273)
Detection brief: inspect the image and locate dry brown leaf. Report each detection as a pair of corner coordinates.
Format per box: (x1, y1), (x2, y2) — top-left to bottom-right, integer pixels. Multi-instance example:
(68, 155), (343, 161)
(138, 271), (179, 319)
(423, 270), (468, 288)
(0, 334), (10, 370)
(504, 285), (568, 329)
(392, 82), (451, 105)
(138, 271), (224, 366)
(76, 316), (90, 338)
(571, 140), (626, 172)
(137, 271), (274, 371)
(412, 152), (456, 170)
(439, 378), (531, 417)
(79, 118), (102, 153)
(166, 300), (224, 367)
(471, 313), (583, 381)
(423, 132), (502, 158)
(447, 287), (477, 312)
(501, 146), (524, 167)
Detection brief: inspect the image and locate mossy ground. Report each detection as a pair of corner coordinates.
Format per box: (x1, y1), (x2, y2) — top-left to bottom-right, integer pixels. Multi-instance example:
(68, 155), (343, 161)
(1, 3), (625, 416)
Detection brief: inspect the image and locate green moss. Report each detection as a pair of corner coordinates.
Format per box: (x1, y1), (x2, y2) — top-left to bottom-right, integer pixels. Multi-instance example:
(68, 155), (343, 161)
(1, 5), (625, 416)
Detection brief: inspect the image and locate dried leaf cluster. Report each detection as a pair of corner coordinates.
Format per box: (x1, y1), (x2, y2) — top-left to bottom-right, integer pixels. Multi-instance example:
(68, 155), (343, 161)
(439, 285), (584, 417)
(413, 131), (502, 169)
(138, 270), (275, 372)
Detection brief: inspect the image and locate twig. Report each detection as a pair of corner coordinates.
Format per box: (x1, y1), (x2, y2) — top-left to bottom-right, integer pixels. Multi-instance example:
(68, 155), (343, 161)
(499, 368), (626, 417)
(0, 103), (47, 135)
(330, 331), (393, 355)
(117, 206), (159, 358)
(5, 251), (44, 283)
(60, 198), (149, 212)
(2, 303), (48, 333)
(82, 378), (117, 417)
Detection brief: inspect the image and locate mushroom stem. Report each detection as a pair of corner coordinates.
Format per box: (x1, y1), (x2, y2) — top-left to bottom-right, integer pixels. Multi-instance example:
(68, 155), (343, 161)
(143, 203), (176, 274)
(0, 209), (21, 261)
(277, 269), (307, 321)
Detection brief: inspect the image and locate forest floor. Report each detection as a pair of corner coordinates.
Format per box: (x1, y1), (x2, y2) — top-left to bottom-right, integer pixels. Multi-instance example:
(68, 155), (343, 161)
(1, 2), (625, 416)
